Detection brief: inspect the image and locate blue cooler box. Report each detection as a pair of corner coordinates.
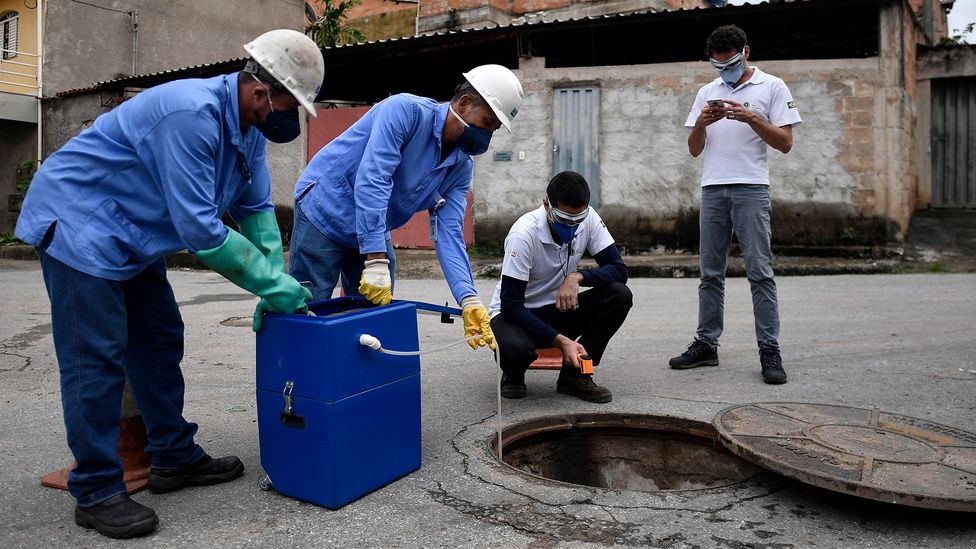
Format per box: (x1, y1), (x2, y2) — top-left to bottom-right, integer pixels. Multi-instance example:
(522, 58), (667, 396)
(256, 297), (421, 509)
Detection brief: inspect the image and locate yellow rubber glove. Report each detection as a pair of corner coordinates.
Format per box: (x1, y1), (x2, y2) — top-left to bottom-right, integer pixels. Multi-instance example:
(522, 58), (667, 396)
(358, 258), (393, 305)
(461, 296), (496, 351)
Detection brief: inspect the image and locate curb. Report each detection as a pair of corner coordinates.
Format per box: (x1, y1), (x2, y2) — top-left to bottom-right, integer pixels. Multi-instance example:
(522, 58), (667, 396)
(0, 246), (910, 278)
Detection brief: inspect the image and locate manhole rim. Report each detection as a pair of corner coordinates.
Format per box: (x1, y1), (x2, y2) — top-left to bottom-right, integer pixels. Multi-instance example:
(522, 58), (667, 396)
(486, 412), (764, 494)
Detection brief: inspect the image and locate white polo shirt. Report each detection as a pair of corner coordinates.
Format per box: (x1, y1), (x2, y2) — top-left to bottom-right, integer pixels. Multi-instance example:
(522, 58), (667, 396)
(488, 206), (615, 317)
(684, 66), (802, 186)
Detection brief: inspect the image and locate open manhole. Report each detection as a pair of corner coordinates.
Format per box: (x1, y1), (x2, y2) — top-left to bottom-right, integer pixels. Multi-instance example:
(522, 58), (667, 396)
(489, 405), (976, 512)
(490, 413), (762, 492)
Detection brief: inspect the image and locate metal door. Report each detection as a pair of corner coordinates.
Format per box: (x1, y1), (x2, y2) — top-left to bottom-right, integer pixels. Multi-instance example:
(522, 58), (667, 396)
(553, 86), (600, 207)
(931, 77), (976, 208)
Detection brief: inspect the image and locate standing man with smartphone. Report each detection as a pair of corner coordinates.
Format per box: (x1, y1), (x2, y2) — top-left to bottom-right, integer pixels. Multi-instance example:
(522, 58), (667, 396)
(670, 24), (801, 384)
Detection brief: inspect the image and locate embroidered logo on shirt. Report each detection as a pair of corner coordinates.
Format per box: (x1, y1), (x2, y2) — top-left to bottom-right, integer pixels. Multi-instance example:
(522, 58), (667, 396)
(510, 251), (519, 257)
(787, 100), (796, 109)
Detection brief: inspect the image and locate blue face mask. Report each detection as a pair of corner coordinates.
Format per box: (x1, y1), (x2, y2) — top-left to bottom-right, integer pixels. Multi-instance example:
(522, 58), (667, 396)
(720, 65), (746, 89)
(551, 221), (577, 245)
(251, 73), (301, 143)
(710, 51), (747, 89)
(257, 107), (301, 143)
(449, 106), (493, 156)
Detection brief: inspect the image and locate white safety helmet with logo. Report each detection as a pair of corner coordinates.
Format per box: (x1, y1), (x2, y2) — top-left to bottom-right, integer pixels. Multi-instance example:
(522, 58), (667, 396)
(244, 29), (325, 117)
(462, 64), (524, 132)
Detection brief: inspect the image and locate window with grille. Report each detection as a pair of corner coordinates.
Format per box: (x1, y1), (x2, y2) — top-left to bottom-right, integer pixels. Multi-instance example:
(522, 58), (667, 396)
(1, 11), (18, 60)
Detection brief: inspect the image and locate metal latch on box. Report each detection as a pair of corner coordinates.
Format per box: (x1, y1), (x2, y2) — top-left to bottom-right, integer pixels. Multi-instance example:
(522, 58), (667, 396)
(280, 381), (305, 429)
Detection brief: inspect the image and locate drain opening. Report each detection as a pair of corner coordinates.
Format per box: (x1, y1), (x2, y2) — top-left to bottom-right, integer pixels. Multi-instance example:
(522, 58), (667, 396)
(491, 413), (761, 492)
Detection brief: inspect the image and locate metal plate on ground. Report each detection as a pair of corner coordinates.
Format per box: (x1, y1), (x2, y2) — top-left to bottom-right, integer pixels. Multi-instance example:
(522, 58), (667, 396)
(713, 402), (976, 512)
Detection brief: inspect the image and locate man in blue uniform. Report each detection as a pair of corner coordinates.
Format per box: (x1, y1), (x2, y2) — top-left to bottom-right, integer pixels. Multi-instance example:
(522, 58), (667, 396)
(289, 64), (525, 352)
(15, 30), (324, 538)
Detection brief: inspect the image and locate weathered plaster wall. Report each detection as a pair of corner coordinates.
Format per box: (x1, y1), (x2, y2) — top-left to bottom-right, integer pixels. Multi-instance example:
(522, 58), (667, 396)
(473, 54), (911, 250)
(0, 121), (37, 232)
(43, 0), (303, 96)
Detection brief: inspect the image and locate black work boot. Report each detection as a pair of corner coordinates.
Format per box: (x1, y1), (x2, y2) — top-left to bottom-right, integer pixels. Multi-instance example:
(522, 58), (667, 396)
(148, 453), (244, 494)
(760, 348), (788, 384)
(669, 339), (719, 369)
(556, 367), (612, 403)
(500, 373), (527, 399)
(74, 493), (158, 539)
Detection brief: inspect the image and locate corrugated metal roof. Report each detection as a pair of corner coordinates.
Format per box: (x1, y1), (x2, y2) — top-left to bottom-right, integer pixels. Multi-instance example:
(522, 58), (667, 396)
(56, 0), (888, 98)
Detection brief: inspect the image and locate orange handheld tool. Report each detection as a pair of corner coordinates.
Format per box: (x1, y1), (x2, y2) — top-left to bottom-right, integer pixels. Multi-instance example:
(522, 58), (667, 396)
(577, 353), (593, 374)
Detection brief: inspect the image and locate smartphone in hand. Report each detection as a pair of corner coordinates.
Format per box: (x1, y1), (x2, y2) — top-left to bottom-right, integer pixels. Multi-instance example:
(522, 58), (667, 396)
(707, 99), (726, 109)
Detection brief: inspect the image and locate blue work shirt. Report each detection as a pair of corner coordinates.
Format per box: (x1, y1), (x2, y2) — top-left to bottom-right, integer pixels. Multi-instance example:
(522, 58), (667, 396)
(16, 73), (273, 281)
(295, 93), (478, 303)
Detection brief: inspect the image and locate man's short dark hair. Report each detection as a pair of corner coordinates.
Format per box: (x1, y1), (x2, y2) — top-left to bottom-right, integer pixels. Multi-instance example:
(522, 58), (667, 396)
(705, 25), (747, 56)
(547, 171), (591, 209)
(241, 59), (288, 98)
(451, 81), (487, 108)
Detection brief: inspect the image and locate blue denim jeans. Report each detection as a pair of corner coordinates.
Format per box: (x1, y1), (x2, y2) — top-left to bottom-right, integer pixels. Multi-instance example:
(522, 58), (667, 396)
(697, 184), (780, 351)
(39, 253), (204, 506)
(289, 203), (396, 302)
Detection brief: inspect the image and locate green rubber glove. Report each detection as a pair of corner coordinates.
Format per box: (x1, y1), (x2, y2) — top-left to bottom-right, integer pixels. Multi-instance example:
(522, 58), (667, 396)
(195, 229), (311, 332)
(238, 210), (285, 273)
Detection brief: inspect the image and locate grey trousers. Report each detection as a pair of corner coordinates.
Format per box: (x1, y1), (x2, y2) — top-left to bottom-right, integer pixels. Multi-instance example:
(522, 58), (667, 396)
(696, 184), (780, 351)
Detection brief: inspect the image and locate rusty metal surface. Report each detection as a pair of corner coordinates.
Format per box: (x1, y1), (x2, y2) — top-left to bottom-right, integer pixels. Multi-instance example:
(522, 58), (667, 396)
(713, 402), (976, 512)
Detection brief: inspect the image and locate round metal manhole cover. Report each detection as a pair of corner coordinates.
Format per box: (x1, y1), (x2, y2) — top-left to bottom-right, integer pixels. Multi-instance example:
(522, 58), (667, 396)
(714, 402), (976, 512)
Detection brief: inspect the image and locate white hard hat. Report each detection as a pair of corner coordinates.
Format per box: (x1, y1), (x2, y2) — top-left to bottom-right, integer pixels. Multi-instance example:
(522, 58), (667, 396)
(462, 64), (524, 132)
(244, 29), (324, 117)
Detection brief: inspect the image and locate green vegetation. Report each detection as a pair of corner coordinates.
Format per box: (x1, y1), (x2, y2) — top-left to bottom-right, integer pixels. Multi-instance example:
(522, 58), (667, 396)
(467, 243), (503, 258)
(305, 0), (366, 48)
(0, 232), (24, 246)
(16, 160), (41, 194)
(939, 22), (975, 46)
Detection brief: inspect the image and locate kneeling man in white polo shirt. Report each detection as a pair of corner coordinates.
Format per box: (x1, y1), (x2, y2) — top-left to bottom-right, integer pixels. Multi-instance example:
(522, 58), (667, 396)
(488, 171), (632, 403)
(670, 24), (801, 384)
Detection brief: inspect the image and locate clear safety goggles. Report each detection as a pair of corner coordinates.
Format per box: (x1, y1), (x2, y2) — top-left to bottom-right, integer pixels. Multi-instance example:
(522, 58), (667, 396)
(709, 51), (745, 72)
(548, 203), (589, 226)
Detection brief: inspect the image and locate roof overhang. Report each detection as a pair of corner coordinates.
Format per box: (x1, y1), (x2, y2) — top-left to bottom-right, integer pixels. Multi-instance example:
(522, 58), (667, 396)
(58, 0), (890, 101)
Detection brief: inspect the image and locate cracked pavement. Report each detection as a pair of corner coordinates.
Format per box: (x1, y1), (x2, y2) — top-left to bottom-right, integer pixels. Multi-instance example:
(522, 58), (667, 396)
(0, 259), (974, 548)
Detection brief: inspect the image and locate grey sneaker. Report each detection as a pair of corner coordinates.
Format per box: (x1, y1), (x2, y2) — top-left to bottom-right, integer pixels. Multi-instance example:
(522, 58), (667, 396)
(669, 340), (719, 369)
(760, 348), (788, 384)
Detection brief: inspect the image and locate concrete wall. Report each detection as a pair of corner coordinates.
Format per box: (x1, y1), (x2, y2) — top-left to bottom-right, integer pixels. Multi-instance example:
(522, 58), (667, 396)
(42, 0), (303, 96)
(0, 120), (36, 232)
(345, 0), (417, 40)
(346, 8), (417, 41)
(471, 53), (913, 251)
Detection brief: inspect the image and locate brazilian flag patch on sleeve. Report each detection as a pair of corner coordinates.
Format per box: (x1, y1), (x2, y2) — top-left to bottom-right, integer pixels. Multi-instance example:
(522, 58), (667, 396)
(787, 100), (796, 109)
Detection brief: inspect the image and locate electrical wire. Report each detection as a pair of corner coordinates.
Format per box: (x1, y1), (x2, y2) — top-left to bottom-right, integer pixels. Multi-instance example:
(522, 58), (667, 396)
(360, 331), (506, 460)
(66, 0), (131, 14)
